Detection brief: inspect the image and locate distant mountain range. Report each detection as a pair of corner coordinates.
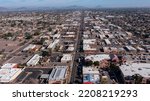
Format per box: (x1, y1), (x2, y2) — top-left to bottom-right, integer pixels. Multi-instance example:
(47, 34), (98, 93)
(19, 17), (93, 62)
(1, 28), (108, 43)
(0, 7), (8, 11)
(61, 5), (88, 9)
(1, 5), (148, 12)
(0, 5), (91, 11)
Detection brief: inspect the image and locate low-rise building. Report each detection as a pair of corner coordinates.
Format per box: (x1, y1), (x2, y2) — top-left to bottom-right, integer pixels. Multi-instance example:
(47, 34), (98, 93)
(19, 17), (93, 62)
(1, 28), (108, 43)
(66, 44), (75, 52)
(137, 46), (145, 52)
(104, 39), (111, 45)
(48, 39), (60, 51)
(1, 63), (18, 69)
(0, 68), (22, 83)
(83, 39), (97, 53)
(120, 63), (150, 81)
(23, 44), (37, 52)
(83, 67), (100, 84)
(124, 46), (137, 52)
(26, 54), (41, 66)
(62, 35), (76, 39)
(61, 54), (72, 63)
(49, 66), (67, 84)
(85, 54), (111, 62)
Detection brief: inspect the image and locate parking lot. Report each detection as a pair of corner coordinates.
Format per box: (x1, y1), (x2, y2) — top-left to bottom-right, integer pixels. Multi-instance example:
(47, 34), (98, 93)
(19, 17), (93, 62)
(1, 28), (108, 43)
(14, 68), (52, 84)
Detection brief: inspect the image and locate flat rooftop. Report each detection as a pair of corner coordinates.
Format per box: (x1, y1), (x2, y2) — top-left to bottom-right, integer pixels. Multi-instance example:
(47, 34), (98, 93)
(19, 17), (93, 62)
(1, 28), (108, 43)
(85, 54), (110, 62)
(83, 74), (100, 84)
(120, 63), (150, 78)
(1, 63), (18, 69)
(49, 66), (67, 81)
(61, 54), (72, 62)
(83, 39), (96, 44)
(0, 68), (22, 83)
(83, 67), (99, 74)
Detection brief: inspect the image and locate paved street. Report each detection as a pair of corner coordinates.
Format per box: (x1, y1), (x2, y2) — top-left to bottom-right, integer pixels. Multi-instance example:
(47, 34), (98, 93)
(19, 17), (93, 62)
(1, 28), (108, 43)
(70, 11), (85, 83)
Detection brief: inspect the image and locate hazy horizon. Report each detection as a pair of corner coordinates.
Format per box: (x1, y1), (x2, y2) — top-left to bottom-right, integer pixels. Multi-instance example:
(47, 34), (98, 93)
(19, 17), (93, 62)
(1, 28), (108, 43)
(0, 0), (150, 8)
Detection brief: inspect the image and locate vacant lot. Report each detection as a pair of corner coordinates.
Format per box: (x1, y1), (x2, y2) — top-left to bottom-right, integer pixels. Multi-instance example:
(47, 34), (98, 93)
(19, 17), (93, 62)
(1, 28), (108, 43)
(0, 39), (20, 54)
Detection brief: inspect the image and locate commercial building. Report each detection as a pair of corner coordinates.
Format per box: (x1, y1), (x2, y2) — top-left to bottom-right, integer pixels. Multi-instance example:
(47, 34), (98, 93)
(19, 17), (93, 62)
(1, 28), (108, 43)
(23, 44), (37, 52)
(103, 47), (118, 53)
(104, 39), (111, 45)
(26, 54), (41, 66)
(1, 63), (18, 69)
(124, 46), (137, 52)
(83, 39), (96, 44)
(49, 66), (67, 84)
(120, 63), (150, 79)
(48, 39), (60, 51)
(83, 39), (97, 53)
(61, 54), (72, 63)
(83, 67), (100, 84)
(66, 44), (75, 52)
(52, 34), (61, 40)
(0, 68), (22, 83)
(62, 35), (76, 39)
(137, 46), (145, 52)
(66, 32), (75, 35)
(85, 54), (111, 62)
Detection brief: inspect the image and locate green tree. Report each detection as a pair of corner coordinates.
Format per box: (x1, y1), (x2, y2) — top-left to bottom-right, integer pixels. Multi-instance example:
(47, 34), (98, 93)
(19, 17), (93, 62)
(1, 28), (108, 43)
(85, 60), (93, 67)
(41, 50), (49, 57)
(48, 27), (52, 32)
(25, 32), (32, 39)
(93, 61), (99, 66)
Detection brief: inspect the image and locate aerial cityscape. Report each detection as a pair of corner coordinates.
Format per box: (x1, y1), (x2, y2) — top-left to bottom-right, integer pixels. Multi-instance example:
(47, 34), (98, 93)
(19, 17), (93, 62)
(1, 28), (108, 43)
(0, 0), (150, 84)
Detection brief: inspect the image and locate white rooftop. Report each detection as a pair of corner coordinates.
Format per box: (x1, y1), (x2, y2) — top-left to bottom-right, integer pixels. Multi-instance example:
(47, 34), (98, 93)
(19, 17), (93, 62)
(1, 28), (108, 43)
(23, 44), (36, 51)
(83, 44), (97, 51)
(1, 63), (18, 69)
(53, 34), (60, 39)
(83, 39), (96, 44)
(0, 68), (22, 83)
(66, 32), (75, 35)
(83, 67), (99, 74)
(105, 39), (111, 45)
(62, 35), (75, 38)
(61, 54), (72, 62)
(125, 46), (136, 51)
(48, 39), (59, 49)
(49, 66), (67, 81)
(120, 63), (150, 78)
(85, 54), (110, 62)
(66, 47), (74, 51)
(26, 54), (41, 66)
(83, 34), (89, 38)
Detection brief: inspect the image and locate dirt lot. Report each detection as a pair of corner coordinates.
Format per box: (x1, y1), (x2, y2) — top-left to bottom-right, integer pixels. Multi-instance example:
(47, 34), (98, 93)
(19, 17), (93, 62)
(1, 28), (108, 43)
(0, 39), (20, 54)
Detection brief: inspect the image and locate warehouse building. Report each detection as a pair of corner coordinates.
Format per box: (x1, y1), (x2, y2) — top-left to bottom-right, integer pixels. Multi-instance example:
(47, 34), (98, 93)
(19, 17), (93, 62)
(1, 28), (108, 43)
(26, 54), (41, 66)
(49, 66), (67, 84)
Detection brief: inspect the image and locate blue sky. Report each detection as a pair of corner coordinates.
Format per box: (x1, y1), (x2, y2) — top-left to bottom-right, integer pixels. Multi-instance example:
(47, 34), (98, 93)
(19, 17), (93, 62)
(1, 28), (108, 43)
(0, 0), (150, 7)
